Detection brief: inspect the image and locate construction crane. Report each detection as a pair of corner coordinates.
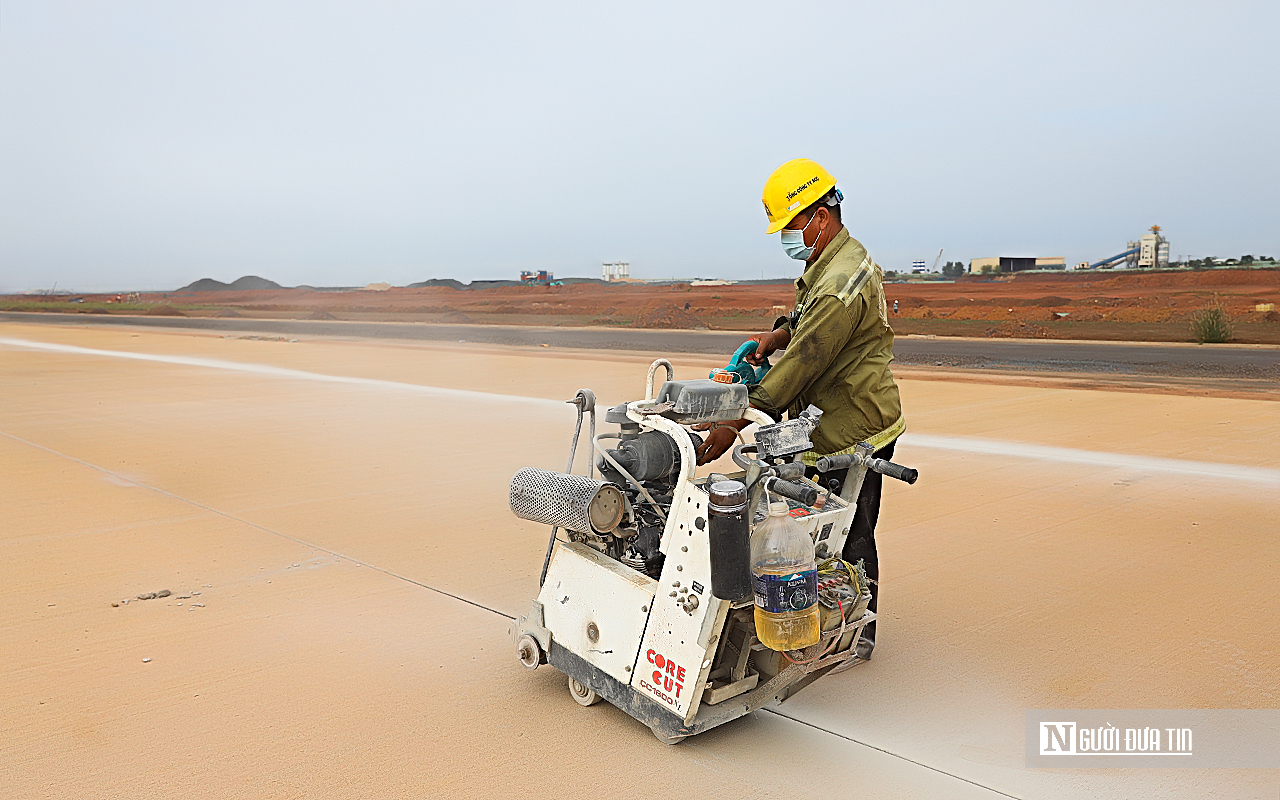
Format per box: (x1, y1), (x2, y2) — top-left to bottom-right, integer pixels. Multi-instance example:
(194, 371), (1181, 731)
(932, 248), (944, 272)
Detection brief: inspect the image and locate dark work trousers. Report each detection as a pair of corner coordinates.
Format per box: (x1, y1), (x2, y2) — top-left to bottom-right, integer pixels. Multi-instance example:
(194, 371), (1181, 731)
(805, 439), (895, 654)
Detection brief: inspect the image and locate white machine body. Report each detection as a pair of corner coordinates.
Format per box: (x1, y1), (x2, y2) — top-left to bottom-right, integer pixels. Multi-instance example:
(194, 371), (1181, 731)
(513, 364), (903, 743)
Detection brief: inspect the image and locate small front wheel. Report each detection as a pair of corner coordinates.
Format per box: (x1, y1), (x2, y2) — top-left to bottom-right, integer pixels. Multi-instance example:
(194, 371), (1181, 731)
(568, 676), (601, 707)
(515, 634), (542, 671)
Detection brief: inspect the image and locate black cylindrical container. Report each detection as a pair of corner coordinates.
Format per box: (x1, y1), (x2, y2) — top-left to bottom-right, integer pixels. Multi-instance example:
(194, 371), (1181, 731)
(707, 480), (751, 602)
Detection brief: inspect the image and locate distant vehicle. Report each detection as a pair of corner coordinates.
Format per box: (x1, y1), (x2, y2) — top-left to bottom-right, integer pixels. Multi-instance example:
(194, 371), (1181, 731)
(67, 297), (84, 303)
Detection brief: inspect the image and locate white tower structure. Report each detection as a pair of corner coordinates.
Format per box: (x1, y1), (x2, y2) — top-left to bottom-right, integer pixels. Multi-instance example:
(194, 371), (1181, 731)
(1139, 226), (1169, 268)
(602, 262), (630, 282)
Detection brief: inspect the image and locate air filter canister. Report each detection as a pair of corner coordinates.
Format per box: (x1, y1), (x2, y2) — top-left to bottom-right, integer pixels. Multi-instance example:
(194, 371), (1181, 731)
(509, 467), (625, 534)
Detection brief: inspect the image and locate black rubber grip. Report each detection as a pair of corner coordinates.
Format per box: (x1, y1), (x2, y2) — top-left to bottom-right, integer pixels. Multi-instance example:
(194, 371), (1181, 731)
(772, 462), (806, 480)
(815, 454), (855, 472)
(867, 458), (918, 485)
(769, 478), (819, 507)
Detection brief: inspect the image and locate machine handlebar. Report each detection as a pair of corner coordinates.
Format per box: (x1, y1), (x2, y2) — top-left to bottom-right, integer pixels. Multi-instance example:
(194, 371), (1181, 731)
(866, 458), (918, 485)
(767, 477), (819, 507)
(814, 453), (854, 472)
(815, 452), (918, 485)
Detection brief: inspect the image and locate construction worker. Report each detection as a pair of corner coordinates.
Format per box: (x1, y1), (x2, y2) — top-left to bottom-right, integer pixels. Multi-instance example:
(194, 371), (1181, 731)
(695, 158), (904, 658)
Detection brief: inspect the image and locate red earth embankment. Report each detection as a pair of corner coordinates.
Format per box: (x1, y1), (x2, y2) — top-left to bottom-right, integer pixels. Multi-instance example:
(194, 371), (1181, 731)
(4, 268), (1279, 343)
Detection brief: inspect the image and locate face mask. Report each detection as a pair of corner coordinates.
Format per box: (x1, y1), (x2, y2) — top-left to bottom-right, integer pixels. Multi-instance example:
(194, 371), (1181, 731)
(780, 211), (821, 261)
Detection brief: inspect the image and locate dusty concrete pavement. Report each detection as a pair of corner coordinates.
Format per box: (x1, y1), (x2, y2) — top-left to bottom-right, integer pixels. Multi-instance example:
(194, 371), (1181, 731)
(2, 321), (1278, 799)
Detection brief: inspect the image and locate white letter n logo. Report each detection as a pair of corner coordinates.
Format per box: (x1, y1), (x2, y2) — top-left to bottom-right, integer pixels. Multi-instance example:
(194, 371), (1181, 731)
(1040, 722), (1076, 755)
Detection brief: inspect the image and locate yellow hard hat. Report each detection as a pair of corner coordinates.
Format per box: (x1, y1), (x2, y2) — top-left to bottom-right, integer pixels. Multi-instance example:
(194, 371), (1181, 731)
(761, 159), (837, 234)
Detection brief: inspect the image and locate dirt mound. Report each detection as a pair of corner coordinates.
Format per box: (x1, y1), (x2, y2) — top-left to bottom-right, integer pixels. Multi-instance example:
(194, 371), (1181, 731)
(633, 305), (707, 330)
(179, 275), (283, 292)
(1060, 308), (1105, 322)
(144, 305), (184, 316)
(1093, 268), (1280, 290)
(441, 311), (474, 323)
(305, 309), (338, 320)
(1032, 296), (1072, 307)
(406, 278), (465, 290)
(586, 307), (624, 325)
(983, 321), (1062, 339)
(1110, 308), (1175, 323)
(944, 306), (991, 321)
(214, 308), (244, 317)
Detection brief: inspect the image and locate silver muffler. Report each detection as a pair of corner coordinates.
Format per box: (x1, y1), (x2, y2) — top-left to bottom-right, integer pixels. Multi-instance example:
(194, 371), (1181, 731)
(509, 467), (625, 534)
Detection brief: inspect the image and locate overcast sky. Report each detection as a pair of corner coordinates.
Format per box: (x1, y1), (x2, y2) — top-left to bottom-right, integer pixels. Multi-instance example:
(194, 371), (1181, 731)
(1, 1), (1277, 292)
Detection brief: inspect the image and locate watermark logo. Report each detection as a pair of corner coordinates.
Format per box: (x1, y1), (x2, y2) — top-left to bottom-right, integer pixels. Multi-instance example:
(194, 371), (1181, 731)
(1037, 720), (1192, 757)
(1026, 710), (1276, 768)
(1039, 721), (1076, 755)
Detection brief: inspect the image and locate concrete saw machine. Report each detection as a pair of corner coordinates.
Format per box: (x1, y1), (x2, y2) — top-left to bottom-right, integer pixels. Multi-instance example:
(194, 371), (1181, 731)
(508, 359), (918, 743)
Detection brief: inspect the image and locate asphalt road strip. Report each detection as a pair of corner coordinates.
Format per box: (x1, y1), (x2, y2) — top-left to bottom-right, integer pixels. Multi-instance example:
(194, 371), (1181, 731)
(5, 312), (1279, 379)
(5, 335), (1278, 487)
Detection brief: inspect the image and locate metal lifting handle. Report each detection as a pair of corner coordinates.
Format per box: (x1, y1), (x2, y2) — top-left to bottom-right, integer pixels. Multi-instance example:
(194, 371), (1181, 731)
(565, 388), (597, 478)
(730, 443), (803, 478)
(541, 388), (597, 587)
(645, 359), (674, 401)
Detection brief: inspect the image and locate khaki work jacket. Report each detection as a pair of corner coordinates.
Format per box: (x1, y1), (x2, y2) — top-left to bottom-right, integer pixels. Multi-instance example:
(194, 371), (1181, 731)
(747, 227), (905, 463)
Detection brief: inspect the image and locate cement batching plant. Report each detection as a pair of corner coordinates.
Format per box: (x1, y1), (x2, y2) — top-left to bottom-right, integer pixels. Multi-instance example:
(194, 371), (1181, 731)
(1078, 226), (1170, 269)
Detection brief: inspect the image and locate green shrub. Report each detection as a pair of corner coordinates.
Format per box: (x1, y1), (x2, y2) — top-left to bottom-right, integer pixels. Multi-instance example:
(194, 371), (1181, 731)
(1190, 305), (1233, 344)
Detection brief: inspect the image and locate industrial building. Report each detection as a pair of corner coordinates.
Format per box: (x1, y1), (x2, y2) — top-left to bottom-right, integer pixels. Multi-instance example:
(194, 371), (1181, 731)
(519, 270), (554, 285)
(602, 262), (630, 281)
(968, 256), (1065, 273)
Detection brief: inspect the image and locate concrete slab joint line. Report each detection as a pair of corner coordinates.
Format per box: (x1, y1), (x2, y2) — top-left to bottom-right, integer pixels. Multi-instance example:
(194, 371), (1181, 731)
(4, 335), (1278, 486)
(763, 709), (1025, 800)
(0, 428), (515, 622)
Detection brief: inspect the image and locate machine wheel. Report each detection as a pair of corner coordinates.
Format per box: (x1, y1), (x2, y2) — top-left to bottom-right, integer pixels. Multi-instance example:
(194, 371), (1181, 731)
(568, 676), (602, 707)
(515, 634), (542, 671)
(651, 727), (687, 745)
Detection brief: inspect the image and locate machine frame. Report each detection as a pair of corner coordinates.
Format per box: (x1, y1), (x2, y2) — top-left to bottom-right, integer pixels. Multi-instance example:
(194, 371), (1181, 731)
(511, 364), (883, 744)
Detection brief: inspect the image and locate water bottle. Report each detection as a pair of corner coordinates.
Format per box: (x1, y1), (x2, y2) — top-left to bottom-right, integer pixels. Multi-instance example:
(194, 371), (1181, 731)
(751, 501), (820, 651)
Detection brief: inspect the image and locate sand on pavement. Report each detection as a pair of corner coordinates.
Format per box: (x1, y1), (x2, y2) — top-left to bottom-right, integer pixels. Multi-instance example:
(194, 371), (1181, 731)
(2, 321), (1278, 799)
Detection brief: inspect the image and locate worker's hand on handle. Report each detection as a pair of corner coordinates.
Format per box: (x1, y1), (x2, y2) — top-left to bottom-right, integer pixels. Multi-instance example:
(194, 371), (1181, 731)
(693, 419), (749, 465)
(695, 427), (737, 465)
(743, 329), (791, 367)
